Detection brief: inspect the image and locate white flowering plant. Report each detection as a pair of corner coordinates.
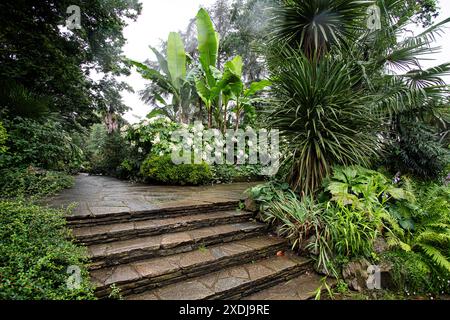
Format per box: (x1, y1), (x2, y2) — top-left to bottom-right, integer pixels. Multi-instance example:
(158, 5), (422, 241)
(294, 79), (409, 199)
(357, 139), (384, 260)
(124, 116), (181, 157)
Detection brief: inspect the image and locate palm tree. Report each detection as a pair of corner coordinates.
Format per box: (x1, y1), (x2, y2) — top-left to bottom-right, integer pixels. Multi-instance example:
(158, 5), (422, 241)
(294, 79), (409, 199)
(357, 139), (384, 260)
(266, 0), (450, 195)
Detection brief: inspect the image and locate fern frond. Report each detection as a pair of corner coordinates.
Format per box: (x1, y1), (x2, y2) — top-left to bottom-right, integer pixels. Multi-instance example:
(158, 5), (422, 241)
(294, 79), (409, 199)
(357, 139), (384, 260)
(415, 230), (450, 245)
(416, 243), (450, 273)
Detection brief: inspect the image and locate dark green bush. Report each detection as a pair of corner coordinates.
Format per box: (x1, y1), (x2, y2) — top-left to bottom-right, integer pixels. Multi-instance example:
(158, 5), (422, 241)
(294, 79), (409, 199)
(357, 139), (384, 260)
(0, 167), (74, 200)
(84, 124), (131, 176)
(140, 155), (212, 185)
(212, 164), (263, 183)
(0, 117), (83, 171)
(0, 121), (7, 153)
(384, 120), (450, 180)
(0, 200), (95, 299)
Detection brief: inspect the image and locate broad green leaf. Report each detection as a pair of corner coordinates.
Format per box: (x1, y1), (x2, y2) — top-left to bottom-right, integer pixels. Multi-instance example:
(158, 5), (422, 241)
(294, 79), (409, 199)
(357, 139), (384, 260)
(149, 46), (169, 77)
(224, 56), (243, 78)
(196, 8), (219, 73)
(209, 65), (223, 80)
(167, 32), (186, 90)
(195, 78), (211, 106)
(244, 80), (271, 97)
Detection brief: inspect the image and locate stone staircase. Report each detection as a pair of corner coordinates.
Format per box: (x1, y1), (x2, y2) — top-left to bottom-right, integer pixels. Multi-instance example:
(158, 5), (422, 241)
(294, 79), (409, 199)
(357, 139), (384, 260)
(68, 201), (315, 300)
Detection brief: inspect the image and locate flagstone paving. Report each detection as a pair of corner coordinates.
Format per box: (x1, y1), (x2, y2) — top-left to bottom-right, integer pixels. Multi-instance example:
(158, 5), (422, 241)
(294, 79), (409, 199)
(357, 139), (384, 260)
(47, 174), (256, 219)
(49, 174), (324, 300)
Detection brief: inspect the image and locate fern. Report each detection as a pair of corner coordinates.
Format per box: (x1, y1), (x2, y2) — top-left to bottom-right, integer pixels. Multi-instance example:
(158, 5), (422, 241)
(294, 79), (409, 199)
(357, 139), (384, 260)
(416, 243), (450, 273)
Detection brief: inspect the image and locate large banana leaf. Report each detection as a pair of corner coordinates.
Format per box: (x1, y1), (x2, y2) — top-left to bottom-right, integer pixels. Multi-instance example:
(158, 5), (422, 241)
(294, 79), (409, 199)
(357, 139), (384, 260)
(167, 32), (187, 90)
(195, 77), (212, 107)
(129, 60), (176, 95)
(244, 80), (271, 97)
(196, 8), (219, 86)
(149, 46), (169, 77)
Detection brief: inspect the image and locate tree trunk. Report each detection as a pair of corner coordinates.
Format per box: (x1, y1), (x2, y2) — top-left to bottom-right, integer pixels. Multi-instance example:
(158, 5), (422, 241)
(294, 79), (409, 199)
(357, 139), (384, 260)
(223, 103), (227, 133)
(208, 108), (212, 128)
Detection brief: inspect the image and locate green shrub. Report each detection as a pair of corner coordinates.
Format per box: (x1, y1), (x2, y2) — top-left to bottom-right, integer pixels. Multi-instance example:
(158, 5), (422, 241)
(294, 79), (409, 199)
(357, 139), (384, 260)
(140, 155), (212, 185)
(382, 250), (450, 295)
(0, 200), (95, 299)
(124, 116), (181, 157)
(0, 121), (7, 153)
(0, 117), (83, 171)
(85, 124), (131, 176)
(212, 164), (263, 183)
(0, 167), (74, 200)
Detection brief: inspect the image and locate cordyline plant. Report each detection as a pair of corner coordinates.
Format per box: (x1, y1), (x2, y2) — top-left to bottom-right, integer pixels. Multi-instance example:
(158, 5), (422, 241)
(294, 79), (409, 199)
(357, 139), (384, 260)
(265, 0), (450, 196)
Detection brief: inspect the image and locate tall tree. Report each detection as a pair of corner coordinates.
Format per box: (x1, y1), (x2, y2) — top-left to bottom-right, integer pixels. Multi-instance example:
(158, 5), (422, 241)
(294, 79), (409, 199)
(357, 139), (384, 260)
(0, 0), (142, 127)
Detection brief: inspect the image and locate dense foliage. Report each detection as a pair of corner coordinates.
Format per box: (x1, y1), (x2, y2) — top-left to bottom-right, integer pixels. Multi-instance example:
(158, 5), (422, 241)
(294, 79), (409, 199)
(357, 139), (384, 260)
(141, 154), (212, 186)
(0, 200), (95, 299)
(0, 117), (83, 172)
(0, 167), (74, 200)
(0, 0), (141, 126)
(265, 0), (450, 194)
(249, 166), (450, 294)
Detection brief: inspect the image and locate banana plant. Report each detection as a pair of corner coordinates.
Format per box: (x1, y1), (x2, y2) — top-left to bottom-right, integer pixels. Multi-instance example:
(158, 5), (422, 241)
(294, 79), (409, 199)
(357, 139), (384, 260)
(195, 9), (271, 130)
(230, 79), (271, 130)
(195, 8), (220, 127)
(130, 32), (195, 123)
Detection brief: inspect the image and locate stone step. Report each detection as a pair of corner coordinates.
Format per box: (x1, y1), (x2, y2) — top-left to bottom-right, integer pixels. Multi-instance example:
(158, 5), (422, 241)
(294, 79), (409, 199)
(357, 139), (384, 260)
(88, 221), (267, 270)
(74, 210), (253, 246)
(242, 272), (326, 300)
(67, 201), (240, 228)
(126, 253), (310, 300)
(92, 236), (287, 298)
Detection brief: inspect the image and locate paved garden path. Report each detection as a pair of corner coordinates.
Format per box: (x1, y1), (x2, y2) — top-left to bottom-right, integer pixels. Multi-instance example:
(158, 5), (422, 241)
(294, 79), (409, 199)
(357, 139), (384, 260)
(49, 174), (324, 300)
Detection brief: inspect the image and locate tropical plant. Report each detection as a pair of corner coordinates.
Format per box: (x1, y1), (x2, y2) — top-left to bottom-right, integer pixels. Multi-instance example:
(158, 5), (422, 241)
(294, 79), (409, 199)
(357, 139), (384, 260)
(266, 0), (450, 194)
(269, 0), (370, 58)
(195, 8), (225, 128)
(220, 58), (271, 130)
(131, 32), (196, 123)
(387, 182), (450, 274)
(267, 48), (379, 195)
(195, 8), (271, 130)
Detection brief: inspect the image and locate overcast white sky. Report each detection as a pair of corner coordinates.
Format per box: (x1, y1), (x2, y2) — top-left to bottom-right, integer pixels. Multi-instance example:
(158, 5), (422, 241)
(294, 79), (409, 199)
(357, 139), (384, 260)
(120, 0), (450, 123)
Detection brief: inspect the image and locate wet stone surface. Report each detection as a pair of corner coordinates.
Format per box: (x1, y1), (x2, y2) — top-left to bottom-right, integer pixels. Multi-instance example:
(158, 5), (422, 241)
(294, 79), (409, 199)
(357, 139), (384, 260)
(45, 174), (317, 300)
(127, 254), (309, 300)
(45, 174), (258, 218)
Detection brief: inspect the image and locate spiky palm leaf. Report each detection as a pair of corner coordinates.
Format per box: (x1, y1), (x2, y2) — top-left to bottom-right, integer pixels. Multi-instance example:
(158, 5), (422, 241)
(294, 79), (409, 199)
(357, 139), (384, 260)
(267, 48), (379, 194)
(269, 0), (371, 57)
